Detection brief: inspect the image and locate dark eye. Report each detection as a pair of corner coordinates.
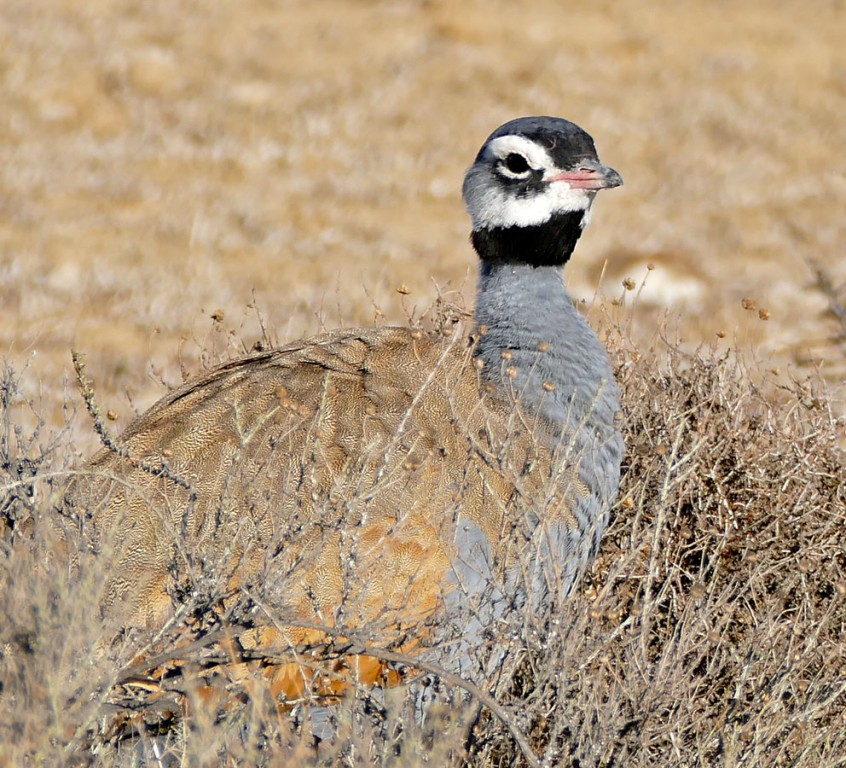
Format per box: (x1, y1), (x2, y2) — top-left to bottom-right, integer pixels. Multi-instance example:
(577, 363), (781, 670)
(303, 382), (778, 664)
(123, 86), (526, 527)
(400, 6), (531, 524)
(503, 153), (530, 174)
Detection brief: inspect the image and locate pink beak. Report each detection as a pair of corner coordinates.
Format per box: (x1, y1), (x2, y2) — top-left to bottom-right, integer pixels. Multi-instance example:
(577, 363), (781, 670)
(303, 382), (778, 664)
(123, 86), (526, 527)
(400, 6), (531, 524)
(546, 160), (623, 190)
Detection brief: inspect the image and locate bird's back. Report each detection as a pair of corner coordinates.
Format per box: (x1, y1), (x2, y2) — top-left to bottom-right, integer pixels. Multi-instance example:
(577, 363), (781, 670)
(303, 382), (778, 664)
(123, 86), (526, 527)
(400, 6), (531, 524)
(68, 325), (594, 703)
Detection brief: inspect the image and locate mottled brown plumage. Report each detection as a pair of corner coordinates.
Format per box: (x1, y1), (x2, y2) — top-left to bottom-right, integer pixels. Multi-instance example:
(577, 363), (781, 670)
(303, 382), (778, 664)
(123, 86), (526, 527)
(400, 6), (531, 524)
(69, 326), (584, 703)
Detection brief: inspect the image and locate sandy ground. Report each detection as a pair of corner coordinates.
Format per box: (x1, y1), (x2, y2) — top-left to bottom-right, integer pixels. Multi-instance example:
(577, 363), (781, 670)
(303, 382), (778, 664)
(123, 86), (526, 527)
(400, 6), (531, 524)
(2, 0), (844, 451)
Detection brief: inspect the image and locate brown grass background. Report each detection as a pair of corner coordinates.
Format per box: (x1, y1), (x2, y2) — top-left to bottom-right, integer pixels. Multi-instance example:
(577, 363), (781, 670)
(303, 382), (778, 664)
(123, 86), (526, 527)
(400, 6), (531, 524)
(2, 0), (845, 446)
(2, 3), (846, 765)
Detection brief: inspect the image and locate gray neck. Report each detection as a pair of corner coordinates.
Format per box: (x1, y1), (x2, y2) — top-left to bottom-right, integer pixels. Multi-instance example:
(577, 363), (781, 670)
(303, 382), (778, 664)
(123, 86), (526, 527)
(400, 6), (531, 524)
(474, 261), (617, 425)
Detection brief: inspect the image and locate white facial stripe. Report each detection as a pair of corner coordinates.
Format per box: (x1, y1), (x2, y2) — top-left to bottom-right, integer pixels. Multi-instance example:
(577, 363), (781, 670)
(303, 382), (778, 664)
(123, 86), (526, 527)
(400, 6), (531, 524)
(483, 135), (554, 171)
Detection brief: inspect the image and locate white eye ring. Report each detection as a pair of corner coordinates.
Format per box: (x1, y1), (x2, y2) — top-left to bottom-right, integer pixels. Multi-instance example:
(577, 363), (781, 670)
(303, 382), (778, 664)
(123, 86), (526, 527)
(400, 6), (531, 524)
(497, 152), (534, 179)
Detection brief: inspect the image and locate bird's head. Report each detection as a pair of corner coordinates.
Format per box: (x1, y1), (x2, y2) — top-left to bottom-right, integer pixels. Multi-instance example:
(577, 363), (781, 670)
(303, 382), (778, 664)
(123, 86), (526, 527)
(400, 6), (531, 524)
(463, 116), (622, 233)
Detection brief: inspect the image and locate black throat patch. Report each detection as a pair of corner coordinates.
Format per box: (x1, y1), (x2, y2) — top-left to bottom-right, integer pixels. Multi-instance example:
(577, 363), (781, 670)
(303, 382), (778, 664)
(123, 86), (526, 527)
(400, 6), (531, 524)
(471, 210), (587, 267)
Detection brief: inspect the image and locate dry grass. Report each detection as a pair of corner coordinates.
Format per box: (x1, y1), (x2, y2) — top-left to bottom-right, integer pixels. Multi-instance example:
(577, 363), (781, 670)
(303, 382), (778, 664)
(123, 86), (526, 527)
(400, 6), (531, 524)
(2, 305), (845, 766)
(2, 2), (846, 764)
(2, 0), (845, 440)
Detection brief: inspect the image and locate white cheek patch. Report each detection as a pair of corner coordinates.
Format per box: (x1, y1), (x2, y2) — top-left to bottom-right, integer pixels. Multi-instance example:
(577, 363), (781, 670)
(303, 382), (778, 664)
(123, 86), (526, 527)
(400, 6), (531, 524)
(463, 166), (595, 229)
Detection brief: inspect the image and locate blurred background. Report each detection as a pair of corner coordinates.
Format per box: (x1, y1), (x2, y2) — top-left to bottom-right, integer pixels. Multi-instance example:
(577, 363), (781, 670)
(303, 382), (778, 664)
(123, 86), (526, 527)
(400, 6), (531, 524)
(1, 0), (844, 447)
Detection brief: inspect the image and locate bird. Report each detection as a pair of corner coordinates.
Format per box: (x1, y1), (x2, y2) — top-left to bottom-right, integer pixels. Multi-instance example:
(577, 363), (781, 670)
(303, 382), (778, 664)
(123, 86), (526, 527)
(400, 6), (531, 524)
(64, 116), (625, 726)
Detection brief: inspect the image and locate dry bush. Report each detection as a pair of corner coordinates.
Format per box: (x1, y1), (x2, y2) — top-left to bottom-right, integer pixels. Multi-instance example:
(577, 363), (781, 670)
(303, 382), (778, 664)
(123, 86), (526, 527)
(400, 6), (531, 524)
(2, 316), (845, 767)
(479, 330), (846, 768)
